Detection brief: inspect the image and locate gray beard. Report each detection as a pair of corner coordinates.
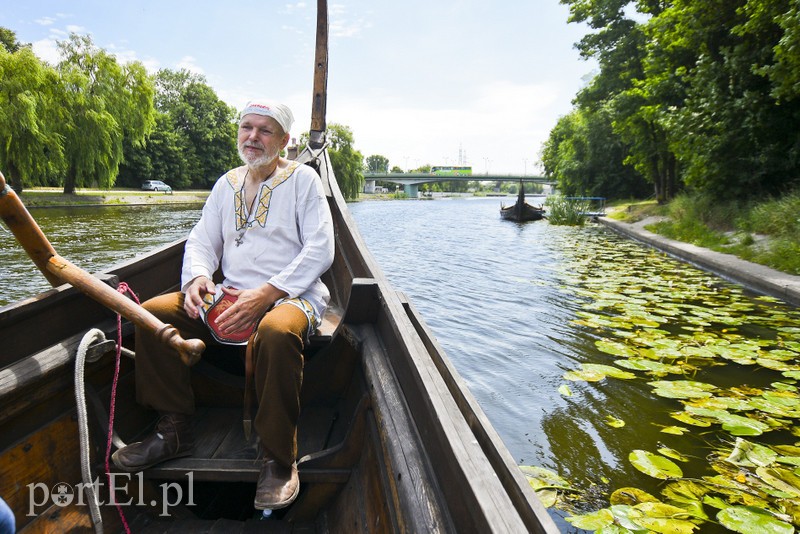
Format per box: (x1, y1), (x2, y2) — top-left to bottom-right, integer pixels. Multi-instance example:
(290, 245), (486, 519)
(238, 145), (280, 170)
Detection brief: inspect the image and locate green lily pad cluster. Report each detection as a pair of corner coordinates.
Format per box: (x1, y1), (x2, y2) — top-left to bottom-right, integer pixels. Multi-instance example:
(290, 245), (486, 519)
(528, 230), (800, 532)
(559, 440), (800, 533)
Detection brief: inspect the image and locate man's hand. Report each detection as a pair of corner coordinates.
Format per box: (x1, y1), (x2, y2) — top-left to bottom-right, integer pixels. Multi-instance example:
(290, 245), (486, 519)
(184, 276), (216, 319)
(214, 284), (288, 335)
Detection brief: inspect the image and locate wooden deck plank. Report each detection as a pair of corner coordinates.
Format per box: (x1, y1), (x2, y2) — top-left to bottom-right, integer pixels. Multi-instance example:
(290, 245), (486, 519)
(189, 408), (240, 460)
(210, 413), (258, 461)
(145, 403), (339, 481)
(297, 404), (337, 458)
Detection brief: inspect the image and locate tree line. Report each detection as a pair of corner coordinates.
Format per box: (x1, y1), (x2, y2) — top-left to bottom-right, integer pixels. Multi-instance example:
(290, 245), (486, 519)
(0, 28), (365, 199)
(541, 0), (800, 203)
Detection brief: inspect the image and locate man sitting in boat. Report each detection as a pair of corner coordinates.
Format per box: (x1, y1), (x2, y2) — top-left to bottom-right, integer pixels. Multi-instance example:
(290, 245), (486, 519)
(111, 99), (335, 511)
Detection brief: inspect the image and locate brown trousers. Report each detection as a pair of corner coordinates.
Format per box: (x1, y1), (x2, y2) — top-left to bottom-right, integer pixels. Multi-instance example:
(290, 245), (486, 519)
(134, 292), (308, 467)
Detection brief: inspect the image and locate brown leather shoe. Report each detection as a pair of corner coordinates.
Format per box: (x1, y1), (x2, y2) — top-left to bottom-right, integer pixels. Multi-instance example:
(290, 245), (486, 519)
(111, 413), (194, 472)
(254, 455), (299, 510)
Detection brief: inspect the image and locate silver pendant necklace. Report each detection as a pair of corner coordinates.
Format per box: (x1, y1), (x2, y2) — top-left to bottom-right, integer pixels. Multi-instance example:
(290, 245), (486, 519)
(235, 169), (254, 247)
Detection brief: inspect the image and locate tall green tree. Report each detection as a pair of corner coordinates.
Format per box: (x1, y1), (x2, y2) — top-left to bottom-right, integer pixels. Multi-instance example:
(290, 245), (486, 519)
(56, 34), (155, 194)
(327, 123), (364, 200)
(659, 0), (800, 198)
(0, 26), (24, 53)
(179, 81), (239, 187)
(125, 69), (238, 189)
(117, 113), (189, 187)
(555, 0), (800, 202)
(567, 0), (682, 202)
(0, 43), (63, 193)
(366, 154), (389, 173)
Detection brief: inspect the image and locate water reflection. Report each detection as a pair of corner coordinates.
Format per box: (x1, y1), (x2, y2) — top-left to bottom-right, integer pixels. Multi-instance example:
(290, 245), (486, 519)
(0, 205), (201, 306)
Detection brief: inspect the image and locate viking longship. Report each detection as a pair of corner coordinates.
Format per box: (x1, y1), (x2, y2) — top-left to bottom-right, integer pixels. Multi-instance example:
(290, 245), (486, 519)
(500, 182), (546, 222)
(0, 2), (558, 532)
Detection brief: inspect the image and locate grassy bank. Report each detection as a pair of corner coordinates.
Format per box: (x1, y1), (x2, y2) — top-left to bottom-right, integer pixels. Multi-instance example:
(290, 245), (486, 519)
(608, 192), (800, 275)
(16, 187), (209, 207)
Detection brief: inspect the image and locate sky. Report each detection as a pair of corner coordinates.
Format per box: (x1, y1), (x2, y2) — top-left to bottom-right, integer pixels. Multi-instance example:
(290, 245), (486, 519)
(1, 1), (597, 175)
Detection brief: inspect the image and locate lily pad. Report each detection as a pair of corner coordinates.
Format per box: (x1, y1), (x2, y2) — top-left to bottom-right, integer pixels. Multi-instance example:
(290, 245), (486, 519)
(563, 369), (606, 382)
(610, 487), (660, 506)
(661, 479), (710, 504)
(605, 415), (626, 428)
(725, 438), (778, 467)
(649, 380), (716, 400)
(519, 465), (573, 491)
(658, 446), (689, 462)
(775, 455), (800, 467)
(564, 363), (637, 382)
(608, 504), (651, 531)
(628, 502), (699, 533)
(670, 411), (712, 427)
(755, 467), (800, 497)
(685, 406), (771, 436)
(717, 506), (794, 534)
(615, 358), (685, 376)
(596, 339), (639, 357)
(690, 396), (753, 411)
(629, 450), (683, 479)
(582, 363), (637, 380)
(558, 384), (572, 397)
(660, 425), (690, 435)
(762, 390), (800, 407)
(565, 508), (614, 529)
(764, 350), (799, 361)
(533, 487), (558, 507)
(757, 358), (800, 372)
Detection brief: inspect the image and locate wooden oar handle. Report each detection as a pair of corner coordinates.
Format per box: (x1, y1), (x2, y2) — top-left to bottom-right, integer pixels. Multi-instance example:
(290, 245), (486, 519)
(47, 254), (205, 366)
(0, 171), (204, 366)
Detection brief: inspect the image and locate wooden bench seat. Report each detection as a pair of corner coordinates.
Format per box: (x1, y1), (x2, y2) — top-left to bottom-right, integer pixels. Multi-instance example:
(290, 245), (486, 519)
(307, 304), (342, 346)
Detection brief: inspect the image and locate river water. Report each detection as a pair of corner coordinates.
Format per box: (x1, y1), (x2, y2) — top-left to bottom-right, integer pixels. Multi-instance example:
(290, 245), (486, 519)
(3, 198), (799, 531)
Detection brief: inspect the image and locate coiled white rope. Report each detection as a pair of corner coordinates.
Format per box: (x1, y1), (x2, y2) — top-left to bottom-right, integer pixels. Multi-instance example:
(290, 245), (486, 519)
(76, 328), (107, 534)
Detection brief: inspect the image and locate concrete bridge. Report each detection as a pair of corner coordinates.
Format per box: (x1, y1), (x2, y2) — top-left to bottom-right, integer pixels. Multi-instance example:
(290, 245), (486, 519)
(363, 173), (555, 197)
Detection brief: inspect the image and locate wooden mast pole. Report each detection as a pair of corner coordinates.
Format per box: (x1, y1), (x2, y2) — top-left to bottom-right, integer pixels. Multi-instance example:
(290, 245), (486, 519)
(0, 172), (204, 366)
(308, 0), (329, 149)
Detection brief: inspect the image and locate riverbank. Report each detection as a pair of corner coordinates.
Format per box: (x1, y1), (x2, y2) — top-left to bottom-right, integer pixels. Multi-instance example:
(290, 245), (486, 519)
(17, 187), (209, 207)
(599, 215), (800, 307)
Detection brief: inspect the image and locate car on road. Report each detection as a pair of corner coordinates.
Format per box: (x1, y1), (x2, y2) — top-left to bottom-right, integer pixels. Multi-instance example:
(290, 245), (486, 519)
(141, 180), (172, 192)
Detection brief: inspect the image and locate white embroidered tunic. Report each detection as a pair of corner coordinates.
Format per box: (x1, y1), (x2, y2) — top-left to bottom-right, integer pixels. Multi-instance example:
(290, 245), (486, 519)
(181, 162), (335, 318)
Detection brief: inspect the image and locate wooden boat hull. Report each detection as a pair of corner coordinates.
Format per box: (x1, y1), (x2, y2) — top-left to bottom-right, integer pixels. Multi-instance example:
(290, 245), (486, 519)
(1, 153), (557, 532)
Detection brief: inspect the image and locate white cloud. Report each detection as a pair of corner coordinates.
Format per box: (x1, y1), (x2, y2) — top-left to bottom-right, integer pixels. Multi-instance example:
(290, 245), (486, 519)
(281, 2), (307, 14)
(280, 25), (305, 35)
(35, 17), (57, 26)
(31, 38), (62, 64)
(65, 25), (86, 34)
(329, 3), (370, 38)
(108, 46), (161, 72)
(176, 56), (205, 75)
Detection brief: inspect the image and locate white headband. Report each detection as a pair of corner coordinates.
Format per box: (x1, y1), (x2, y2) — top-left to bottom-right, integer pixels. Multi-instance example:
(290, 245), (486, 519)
(239, 100), (294, 134)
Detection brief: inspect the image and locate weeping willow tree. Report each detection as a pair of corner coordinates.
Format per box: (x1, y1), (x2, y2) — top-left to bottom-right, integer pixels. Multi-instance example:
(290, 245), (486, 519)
(0, 44), (64, 193)
(300, 123), (364, 200)
(56, 34), (155, 194)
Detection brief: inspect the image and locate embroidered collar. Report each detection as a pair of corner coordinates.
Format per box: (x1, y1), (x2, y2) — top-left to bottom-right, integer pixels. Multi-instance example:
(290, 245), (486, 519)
(228, 161), (301, 231)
